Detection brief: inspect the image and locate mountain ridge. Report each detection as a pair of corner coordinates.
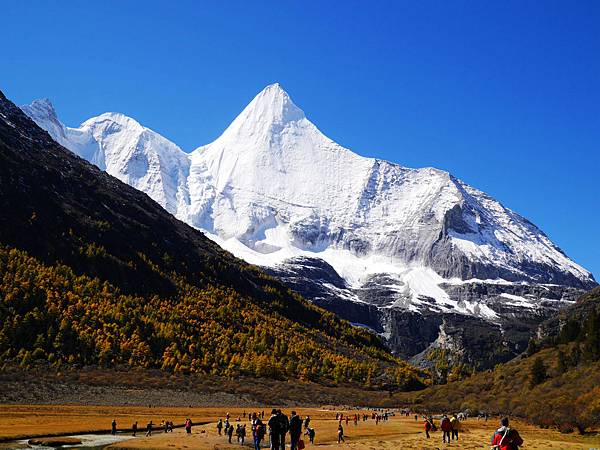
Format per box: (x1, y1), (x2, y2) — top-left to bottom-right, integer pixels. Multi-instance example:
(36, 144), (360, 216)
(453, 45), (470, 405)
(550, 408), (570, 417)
(20, 84), (596, 367)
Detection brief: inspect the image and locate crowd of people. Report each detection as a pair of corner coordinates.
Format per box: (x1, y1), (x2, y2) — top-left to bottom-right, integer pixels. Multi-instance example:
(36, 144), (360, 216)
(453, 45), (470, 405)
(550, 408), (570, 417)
(110, 418), (187, 437)
(214, 409), (313, 449)
(108, 409), (523, 449)
(420, 412), (523, 449)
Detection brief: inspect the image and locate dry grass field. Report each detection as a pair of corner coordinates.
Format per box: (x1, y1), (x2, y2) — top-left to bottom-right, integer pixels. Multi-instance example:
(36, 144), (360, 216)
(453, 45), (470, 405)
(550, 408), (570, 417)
(0, 405), (599, 449)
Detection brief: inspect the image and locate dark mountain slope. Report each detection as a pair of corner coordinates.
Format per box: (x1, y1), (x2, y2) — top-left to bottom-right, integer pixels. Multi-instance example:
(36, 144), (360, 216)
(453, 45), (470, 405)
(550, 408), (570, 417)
(0, 90), (425, 388)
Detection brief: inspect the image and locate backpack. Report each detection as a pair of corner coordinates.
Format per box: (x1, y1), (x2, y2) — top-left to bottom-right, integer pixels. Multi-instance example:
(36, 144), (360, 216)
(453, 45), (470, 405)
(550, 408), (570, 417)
(490, 427), (519, 450)
(255, 423), (266, 439)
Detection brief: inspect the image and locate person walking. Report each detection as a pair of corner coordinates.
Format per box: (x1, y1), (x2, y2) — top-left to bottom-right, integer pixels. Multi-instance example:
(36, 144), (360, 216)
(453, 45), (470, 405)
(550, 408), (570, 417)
(440, 415), (452, 443)
(450, 414), (460, 441)
(490, 417), (524, 450)
(304, 415), (311, 430)
(227, 422), (234, 443)
(278, 409), (289, 450)
(337, 424), (345, 443)
(252, 413), (265, 450)
(132, 421), (137, 437)
(289, 411), (302, 450)
(111, 419), (117, 436)
(239, 424), (246, 445)
(268, 409), (281, 450)
(145, 421), (153, 437)
(304, 427), (315, 444)
(424, 418), (432, 439)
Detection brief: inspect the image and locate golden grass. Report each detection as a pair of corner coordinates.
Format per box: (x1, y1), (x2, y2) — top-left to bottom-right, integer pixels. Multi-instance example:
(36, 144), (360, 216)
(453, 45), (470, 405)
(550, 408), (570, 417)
(1, 405), (599, 449)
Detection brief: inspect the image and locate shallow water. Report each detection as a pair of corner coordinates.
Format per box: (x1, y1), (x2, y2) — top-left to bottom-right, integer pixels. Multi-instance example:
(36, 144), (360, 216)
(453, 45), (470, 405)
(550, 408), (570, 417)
(5, 433), (133, 450)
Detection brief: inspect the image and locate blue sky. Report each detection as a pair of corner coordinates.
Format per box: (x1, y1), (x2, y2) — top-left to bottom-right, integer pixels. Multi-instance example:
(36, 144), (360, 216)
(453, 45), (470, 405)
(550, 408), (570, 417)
(2, 0), (599, 278)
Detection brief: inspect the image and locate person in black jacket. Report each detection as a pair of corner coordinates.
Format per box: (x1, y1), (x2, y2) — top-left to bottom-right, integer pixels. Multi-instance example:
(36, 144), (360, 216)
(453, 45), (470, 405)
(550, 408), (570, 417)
(289, 411), (302, 450)
(278, 410), (289, 450)
(268, 409), (280, 450)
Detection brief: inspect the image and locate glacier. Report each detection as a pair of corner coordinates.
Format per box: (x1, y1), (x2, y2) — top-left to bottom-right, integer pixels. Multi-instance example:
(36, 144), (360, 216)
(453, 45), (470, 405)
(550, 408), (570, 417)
(22, 84), (596, 366)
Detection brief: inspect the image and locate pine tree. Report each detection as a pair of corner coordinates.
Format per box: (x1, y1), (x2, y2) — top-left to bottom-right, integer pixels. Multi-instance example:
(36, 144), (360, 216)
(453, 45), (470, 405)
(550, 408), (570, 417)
(529, 357), (547, 388)
(556, 349), (567, 374)
(582, 310), (600, 362)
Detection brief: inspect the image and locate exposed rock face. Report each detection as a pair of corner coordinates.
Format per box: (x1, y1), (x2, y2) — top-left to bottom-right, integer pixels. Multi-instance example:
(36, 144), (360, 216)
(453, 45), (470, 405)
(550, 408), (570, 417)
(267, 256), (585, 369)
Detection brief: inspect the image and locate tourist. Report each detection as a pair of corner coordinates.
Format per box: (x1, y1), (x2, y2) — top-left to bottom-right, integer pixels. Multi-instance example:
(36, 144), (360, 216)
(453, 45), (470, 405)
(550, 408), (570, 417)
(278, 409), (289, 450)
(227, 421), (234, 443)
(111, 419), (117, 435)
(490, 417), (524, 450)
(145, 421), (153, 437)
(304, 426), (315, 444)
(289, 410), (302, 450)
(424, 417), (432, 439)
(132, 421), (137, 437)
(217, 418), (223, 435)
(450, 414), (460, 440)
(268, 409), (280, 450)
(252, 412), (265, 450)
(185, 417), (193, 434)
(239, 424), (246, 445)
(337, 424), (345, 443)
(440, 415), (452, 443)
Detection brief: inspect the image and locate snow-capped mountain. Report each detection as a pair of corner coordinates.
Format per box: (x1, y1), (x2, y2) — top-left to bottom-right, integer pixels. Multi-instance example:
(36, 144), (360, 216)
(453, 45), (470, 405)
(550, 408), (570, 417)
(22, 84), (596, 367)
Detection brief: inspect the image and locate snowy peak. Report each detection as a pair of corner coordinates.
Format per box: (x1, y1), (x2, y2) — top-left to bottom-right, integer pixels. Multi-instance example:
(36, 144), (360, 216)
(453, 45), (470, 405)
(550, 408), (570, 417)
(242, 82), (305, 126)
(207, 83), (307, 149)
(80, 112), (145, 133)
(20, 85), (596, 298)
(23, 98), (57, 119)
(21, 99), (69, 147)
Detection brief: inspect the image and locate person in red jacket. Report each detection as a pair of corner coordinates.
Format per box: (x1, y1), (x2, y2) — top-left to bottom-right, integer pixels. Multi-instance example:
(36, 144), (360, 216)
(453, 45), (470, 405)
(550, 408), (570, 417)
(440, 415), (452, 443)
(490, 417), (524, 450)
(424, 418), (432, 439)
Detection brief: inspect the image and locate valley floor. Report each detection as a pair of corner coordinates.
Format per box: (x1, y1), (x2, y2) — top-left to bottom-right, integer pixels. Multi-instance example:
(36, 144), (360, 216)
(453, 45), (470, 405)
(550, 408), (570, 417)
(0, 405), (598, 449)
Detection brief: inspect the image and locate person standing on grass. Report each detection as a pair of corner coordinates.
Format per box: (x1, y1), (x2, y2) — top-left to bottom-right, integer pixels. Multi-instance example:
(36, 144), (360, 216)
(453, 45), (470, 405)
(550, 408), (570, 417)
(240, 424), (246, 445)
(424, 418), (432, 439)
(450, 414), (460, 441)
(145, 421), (153, 437)
(268, 409), (281, 450)
(227, 421), (234, 443)
(304, 426), (315, 444)
(337, 424), (345, 443)
(289, 410), (302, 450)
(111, 419), (117, 435)
(278, 409), (289, 450)
(217, 419), (223, 435)
(132, 421), (137, 437)
(440, 415), (452, 444)
(185, 418), (193, 434)
(252, 412), (265, 450)
(490, 417), (523, 450)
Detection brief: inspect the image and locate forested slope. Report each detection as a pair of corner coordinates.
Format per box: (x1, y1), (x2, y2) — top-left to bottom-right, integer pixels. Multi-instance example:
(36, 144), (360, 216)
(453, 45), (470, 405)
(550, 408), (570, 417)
(397, 287), (600, 431)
